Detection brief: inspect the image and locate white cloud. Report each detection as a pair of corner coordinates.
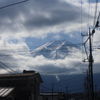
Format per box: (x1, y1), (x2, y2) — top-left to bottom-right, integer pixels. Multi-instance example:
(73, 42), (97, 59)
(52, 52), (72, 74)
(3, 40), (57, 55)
(0, 0), (99, 76)
(0, 0), (99, 40)
(53, 35), (61, 39)
(0, 42), (84, 75)
(0, 0), (95, 39)
(0, 36), (99, 75)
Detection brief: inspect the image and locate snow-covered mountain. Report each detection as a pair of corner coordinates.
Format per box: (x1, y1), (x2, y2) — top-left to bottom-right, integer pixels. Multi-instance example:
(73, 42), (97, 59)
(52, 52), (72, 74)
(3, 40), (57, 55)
(31, 40), (80, 59)
(30, 40), (100, 93)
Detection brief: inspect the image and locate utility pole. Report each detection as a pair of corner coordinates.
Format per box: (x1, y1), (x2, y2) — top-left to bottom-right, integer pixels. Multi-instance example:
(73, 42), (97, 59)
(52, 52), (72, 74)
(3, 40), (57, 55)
(84, 76), (89, 100)
(87, 71), (89, 100)
(83, 12), (100, 100)
(88, 28), (94, 100)
(95, 85), (98, 100)
(66, 86), (69, 100)
(66, 86), (67, 94)
(52, 83), (54, 100)
(82, 28), (95, 100)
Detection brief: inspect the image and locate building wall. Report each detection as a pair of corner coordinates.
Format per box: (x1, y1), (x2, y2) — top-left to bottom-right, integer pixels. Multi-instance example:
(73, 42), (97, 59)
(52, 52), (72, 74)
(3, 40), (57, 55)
(0, 76), (41, 100)
(38, 95), (43, 100)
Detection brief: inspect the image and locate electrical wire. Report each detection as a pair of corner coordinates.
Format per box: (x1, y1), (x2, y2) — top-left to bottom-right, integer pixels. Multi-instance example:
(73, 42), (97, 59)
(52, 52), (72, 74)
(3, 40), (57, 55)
(0, 66), (12, 74)
(56, 83), (84, 90)
(55, 73), (84, 86)
(40, 84), (51, 91)
(93, 0), (98, 28)
(68, 91), (85, 98)
(0, 60), (17, 73)
(0, 0), (29, 10)
(82, 35), (84, 60)
(40, 63), (84, 91)
(87, 0), (91, 30)
(0, 43), (83, 57)
(31, 43), (83, 54)
(0, 43), (83, 51)
(39, 62), (82, 74)
(54, 84), (84, 93)
(65, 87), (84, 92)
(81, 0), (83, 34)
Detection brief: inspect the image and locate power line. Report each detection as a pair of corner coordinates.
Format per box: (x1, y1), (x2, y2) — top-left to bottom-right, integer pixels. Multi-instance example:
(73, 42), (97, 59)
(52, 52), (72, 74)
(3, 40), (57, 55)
(0, 60), (17, 73)
(0, 66), (12, 74)
(0, 0), (29, 10)
(0, 43), (83, 57)
(87, 0), (91, 29)
(68, 91), (85, 98)
(81, 0), (83, 34)
(40, 84), (51, 91)
(82, 10), (100, 99)
(55, 73), (83, 85)
(39, 62), (82, 74)
(0, 42), (83, 47)
(0, 0), (30, 73)
(93, 0), (98, 28)
(31, 44), (83, 54)
(0, 43), (83, 50)
(57, 83), (83, 89)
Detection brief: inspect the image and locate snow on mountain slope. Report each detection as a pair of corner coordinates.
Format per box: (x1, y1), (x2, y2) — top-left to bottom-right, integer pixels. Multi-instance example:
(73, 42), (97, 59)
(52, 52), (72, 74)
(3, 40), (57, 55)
(31, 40), (80, 59)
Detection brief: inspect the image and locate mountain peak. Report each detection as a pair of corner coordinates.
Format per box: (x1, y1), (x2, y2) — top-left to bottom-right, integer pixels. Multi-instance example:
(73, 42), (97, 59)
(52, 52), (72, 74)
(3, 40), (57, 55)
(31, 40), (78, 59)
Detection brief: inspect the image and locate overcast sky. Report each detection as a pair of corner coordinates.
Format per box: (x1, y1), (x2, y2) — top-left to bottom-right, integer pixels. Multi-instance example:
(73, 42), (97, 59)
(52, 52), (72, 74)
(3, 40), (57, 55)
(0, 0), (99, 78)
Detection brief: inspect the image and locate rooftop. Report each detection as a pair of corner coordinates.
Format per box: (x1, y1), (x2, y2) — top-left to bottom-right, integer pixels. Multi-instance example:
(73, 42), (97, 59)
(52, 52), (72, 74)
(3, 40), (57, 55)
(0, 73), (36, 78)
(0, 70), (43, 83)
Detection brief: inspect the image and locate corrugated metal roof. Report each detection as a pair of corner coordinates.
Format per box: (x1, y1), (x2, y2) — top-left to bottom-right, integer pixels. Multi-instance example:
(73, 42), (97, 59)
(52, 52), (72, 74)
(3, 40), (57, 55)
(0, 87), (14, 97)
(0, 73), (36, 78)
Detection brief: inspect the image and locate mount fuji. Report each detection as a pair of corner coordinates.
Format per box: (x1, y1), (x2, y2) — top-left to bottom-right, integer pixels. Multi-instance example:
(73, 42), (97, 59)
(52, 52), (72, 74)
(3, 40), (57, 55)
(31, 40), (80, 59)
(30, 40), (100, 93)
(30, 40), (85, 93)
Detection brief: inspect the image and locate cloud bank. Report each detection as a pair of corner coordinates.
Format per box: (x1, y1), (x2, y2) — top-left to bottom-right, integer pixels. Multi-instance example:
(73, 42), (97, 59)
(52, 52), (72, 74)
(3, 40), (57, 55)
(0, 0), (99, 75)
(0, 0), (94, 38)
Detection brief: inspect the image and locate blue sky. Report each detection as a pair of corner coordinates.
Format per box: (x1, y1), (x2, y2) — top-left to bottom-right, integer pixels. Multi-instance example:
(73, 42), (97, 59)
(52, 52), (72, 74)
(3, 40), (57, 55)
(0, 0), (100, 76)
(25, 32), (82, 51)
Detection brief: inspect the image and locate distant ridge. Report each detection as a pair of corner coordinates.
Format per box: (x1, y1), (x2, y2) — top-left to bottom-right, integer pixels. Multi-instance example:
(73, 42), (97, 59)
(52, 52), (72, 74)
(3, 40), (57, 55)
(31, 40), (79, 59)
